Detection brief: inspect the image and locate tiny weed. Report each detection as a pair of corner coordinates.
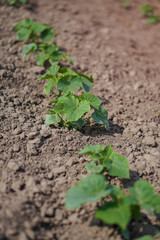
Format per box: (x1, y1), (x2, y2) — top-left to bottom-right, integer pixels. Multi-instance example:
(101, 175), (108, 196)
(122, 2), (131, 9)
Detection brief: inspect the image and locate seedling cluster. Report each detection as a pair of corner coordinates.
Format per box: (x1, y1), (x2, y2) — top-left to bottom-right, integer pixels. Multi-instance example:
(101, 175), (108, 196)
(141, 4), (160, 25)
(14, 18), (109, 130)
(14, 17), (160, 240)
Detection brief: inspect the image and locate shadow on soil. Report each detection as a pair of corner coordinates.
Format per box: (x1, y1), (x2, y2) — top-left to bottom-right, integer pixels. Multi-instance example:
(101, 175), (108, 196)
(90, 215), (160, 239)
(89, 169), (160, 239)
(80, 120), (124, 137)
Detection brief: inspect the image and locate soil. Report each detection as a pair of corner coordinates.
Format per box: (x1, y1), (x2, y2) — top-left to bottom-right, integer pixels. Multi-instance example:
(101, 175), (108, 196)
(0, 0), (160, 239)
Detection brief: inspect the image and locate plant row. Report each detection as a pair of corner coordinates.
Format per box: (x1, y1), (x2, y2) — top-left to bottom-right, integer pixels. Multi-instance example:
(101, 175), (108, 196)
(14, 18), (109, 130)
(65, 145), (160, 240)
(14, 19), (160, 240)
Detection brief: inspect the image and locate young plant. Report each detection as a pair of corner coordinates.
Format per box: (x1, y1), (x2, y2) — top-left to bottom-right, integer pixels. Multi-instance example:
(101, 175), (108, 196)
(140, 4), (154, 17)
(39, 64), (109, 130)
(14, 19), (73, 66)
(8, 0), (27, 5)
(46, 93), (108, 130)
(65, 174), (160, 240)
(122, 2), (131, 9)
(38, 64), (93, 94)
(14, 18), (55, 42)
(147, 15), (160, 25)
(78, 144), (129, 178)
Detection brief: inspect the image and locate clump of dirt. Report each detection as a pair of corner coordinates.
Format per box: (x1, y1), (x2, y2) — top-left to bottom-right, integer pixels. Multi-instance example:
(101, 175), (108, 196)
(0, 0), (160, 240)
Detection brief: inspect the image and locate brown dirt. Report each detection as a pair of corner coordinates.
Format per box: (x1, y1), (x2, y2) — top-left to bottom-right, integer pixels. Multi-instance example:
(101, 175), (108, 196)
(0, 0), (160, 239)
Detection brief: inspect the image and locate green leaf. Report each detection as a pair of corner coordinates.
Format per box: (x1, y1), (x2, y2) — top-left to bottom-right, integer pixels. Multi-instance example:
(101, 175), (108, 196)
(65, 174), (111, 210)
(48, 64), (60, 75)
(78, 145), (103, 155)
(135, 236), (155, 240)
(20, 0), (27, 3)
(22, 43), (37, 57)
(40, 28), (55, 42)
(8, 0), (16, 4)
(129, 180), (160, 214)
(85, 161), (104, 173)
(54, 102), (65, 115)
(49, 51), (64, 62)
(80, 93), (102, 110)
(58, 67), (77, 76)
(103, 152), (130, 179)
(45, 114), (61, 124)
(16, 28), (32, 40)
(147, 16), (159, 25)
(61, 95), (90, 122)
(31, 23), (48, 34)
(36, 53), (48, 66)
(45, 79), (56, 95)
(57, 77), (83, 94)
(95, 201), (131, 230)
(78, 76), (93, 92)
(14, 18), (33, 31)
(92, 106), (109, 130)
(42, 43), (58, 53)
(38, 64), (60, 80)
(100, 145), (114, 159)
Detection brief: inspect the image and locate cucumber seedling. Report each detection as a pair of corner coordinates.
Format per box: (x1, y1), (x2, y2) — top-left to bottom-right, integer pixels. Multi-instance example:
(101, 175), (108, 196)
(14, 19), (73, 66)
(66, 146), (160, 239)
(38, 64), (109, 130)
(78, 144), (129, 178)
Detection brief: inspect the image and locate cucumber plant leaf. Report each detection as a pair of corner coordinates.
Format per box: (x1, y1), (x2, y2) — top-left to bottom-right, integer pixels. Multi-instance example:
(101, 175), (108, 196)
(85, 161), (104, 173)
(22, 43), (37, 57)
(31, 23), (48, 34)
(66, 174), (114, 210)
(61, 95), (90, 122)
(92, 106), (109, 130)
(80, 93), (102, 110)
(36, 53), (48, 66)
(128, 180), (160, 214)
(45, 114), (61, 124)
(78, 145), (103, 155)
(103, 152), (130, 179)
(40, 28), (55, 42)
(44, 78), (57, 95)
(95, 201), (131, 230)
(57, 77), (83, 94)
